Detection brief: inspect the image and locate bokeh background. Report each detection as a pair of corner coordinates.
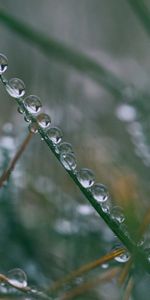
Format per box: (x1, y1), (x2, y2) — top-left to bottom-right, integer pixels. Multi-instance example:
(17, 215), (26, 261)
(0, 1), (150, 299)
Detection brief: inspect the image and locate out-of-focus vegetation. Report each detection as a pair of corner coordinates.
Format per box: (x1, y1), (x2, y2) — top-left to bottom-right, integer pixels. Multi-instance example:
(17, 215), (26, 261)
(0, 1), (150, 299)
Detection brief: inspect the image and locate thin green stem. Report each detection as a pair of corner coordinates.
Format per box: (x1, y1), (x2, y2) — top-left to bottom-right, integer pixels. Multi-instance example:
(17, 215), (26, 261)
(0, 74), (150, 274)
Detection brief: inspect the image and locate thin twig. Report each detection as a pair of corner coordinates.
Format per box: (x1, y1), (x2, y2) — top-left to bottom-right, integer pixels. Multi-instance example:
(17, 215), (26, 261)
(123, 277), (134, 300)
(49, 248), (125, 293)
(0, 132), (33, 188)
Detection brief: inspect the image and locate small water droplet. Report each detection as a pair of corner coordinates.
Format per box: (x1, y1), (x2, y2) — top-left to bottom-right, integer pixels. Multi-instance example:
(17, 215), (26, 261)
(137, 237), (145, 247)
(28, 122), (38, 134)
(17, 106), (25, 114)
(101, 263), (109, 269)
(24, 115), (31, 123)
(77, 168), (95, 188)
(7, 268), (27, 288)
(111, 206), (125, 223)
(24, 95), (42, 114)
(101, 201), (111, 214)
(0, 53), (8, 74)
(6, 78), (25, 98)
(115, 251), (130, 263)
(36, 113), (51, 128)
(112, 243), (130, 263)
(57, 142), (73, 155)
(46, 127), (62, 144)
(91, 183), (109, 203)
(60, 153), (77, 171)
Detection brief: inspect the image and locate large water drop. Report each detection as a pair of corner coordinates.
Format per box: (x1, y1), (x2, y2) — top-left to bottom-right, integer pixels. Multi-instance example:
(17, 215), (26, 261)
(91, 183), (109, 202)
(0, 53), (8, 74)
(6, 78), (25, 98)
(111, 206), (125, 223)
(7, 268), (27, 289)
(24, 95), (42, 114)
(36, 113), (51, 128)
(58, 142), (73, 155)
(60, 153), (77, 171)
(47, 127), (62, 144)
(77, 168), (95, 188)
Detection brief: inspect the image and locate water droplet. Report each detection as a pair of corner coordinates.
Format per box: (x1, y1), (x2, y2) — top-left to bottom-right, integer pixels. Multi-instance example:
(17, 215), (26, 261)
(57, 142), (73, 155)
(101, 201), (111, 214)
(0, 53), (8, 74)
(24, 115), (31, 123)
(101, 263), (109, 269)
(6, 78), (25, 98)
(111, 206), (125, 223)
(24, 95), (42, 114)
(114, 251), (130, 263)
(36, 113), (51, 128)
(17, 106), (25, 114)
(7, 268), (27, 288)
(91, 183), (109, 203)
(28, 122), (38, 134)
(60, 153), (77, 171)
(46, 127), (62, 144)
(112, 243), (130, 263)
(77, 168), (95, 188)
(137, 237), (145, 247)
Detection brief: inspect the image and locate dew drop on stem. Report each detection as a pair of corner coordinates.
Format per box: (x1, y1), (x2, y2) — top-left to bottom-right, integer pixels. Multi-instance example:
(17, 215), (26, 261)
(91, 183), (109, 203)
(60, 153), (77, 171)
(24, 95), (42, 114)
(28, 122), (38, 134)
(111, 206), (125, 224)
(36, 113), (51, 128)
(57, 142), (73, 155)
(77, 168), (95, 188)
(46, 126), (62, 144)
(6, 78), (25, 98)
(7, 268), (27, 288)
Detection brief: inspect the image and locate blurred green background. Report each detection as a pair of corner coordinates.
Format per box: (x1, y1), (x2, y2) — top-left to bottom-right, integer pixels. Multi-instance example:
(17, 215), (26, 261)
(0, 1), (150, 299)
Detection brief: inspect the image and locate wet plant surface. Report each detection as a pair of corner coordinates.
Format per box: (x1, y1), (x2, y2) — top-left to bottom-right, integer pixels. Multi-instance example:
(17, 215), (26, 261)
(0, 1), (150, 299)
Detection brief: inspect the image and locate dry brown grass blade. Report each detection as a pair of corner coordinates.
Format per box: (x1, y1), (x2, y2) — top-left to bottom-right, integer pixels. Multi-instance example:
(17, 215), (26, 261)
(60, 267), (120, 300)
(0, 132), (33, 188)
(49, 248), (125, 293)
(123, 277), (134, 300)
(118, 259), (132, 286)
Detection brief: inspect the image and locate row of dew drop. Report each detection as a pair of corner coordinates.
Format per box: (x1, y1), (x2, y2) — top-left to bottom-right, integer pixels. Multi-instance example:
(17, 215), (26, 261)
(0, 53), (133, 265)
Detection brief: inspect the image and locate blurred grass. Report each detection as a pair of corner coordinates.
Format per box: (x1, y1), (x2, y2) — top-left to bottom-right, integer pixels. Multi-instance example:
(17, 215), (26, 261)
(127, 0), (150, 36)
(0, 9), (127, 97)
(0, 1), (150, 299)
